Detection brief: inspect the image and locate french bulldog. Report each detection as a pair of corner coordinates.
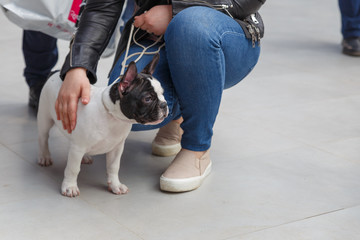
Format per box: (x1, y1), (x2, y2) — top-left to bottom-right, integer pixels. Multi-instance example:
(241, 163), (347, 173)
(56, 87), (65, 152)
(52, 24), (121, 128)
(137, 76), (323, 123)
(37, 54), (168, 197)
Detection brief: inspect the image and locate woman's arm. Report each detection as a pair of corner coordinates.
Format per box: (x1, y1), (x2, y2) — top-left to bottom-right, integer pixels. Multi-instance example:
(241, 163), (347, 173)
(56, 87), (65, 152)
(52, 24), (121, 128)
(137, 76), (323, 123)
(57, 0), (125, 134)
(60, 0), (126, 84)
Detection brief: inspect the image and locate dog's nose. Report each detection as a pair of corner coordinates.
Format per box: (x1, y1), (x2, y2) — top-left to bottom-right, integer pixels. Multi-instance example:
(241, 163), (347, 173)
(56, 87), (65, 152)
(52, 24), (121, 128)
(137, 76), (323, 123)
(159, 102), (167, 109)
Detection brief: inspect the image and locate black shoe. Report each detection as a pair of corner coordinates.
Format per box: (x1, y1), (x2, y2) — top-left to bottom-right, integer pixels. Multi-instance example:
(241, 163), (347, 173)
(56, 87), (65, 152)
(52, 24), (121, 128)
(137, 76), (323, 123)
(28, 82), (45, 111)
(342, 37), (360, 56)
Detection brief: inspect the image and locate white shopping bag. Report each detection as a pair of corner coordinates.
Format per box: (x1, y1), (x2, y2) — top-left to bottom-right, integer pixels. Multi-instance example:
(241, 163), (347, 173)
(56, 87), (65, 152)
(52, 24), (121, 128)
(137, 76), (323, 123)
(0, 0), (86, 40)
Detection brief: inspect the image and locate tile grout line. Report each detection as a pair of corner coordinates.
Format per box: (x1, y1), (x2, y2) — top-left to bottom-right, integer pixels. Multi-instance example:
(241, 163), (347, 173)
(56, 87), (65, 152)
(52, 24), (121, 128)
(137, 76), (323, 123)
(78, 197), (146, 240)
(223, 93), (360, 119)
(228, 112), (360, 162)
(1, 141), (63, 185)
(222, 205), (360, 240)
(2, 142), (145, 239)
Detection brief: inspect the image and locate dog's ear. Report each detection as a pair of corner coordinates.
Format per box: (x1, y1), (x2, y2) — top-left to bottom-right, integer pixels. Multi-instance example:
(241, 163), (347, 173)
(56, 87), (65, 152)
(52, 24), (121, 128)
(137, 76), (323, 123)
(119, 61), (137, 93)
(141, 53), (160, 75)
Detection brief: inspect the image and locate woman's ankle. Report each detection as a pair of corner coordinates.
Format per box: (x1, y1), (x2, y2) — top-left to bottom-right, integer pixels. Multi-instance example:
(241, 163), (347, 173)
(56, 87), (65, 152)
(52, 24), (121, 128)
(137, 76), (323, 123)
(173, 117), (183, 125)
(181, 148), (206, 159)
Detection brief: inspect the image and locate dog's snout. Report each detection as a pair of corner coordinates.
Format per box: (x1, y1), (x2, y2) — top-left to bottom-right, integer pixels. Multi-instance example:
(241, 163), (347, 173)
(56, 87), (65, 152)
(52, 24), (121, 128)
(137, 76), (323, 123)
(160, 102), (167, 109)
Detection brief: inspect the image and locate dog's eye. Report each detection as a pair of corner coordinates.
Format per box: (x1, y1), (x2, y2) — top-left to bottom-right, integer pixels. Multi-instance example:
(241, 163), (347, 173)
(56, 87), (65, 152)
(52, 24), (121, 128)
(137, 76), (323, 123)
(143, 96), (153, 103)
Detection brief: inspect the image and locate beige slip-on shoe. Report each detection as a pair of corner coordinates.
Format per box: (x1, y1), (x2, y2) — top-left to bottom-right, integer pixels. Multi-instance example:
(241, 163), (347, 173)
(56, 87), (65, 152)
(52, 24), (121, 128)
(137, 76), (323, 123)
(160, 149), (212, 192)
(152, 120), (183, 157)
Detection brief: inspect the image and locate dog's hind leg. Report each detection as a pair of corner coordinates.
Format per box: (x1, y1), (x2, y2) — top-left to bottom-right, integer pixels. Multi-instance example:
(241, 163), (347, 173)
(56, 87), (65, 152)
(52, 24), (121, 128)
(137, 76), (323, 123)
(106, 142), (128, 195)
(61, 146), (85, 197)
(37, 102), (54, 167)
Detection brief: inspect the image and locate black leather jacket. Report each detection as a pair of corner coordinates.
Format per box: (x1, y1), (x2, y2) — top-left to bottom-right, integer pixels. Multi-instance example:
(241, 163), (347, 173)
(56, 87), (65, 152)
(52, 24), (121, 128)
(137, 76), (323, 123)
(60, 0), (266, 84)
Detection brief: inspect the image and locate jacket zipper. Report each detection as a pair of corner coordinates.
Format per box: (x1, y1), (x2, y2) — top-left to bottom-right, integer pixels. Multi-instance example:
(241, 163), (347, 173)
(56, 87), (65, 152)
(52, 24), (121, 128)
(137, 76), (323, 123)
(221, 4), (233, 18)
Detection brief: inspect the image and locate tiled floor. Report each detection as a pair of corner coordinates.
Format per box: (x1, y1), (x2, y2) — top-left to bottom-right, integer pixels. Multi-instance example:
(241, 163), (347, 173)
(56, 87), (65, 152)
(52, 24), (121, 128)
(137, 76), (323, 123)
(1, 0), (360, 239)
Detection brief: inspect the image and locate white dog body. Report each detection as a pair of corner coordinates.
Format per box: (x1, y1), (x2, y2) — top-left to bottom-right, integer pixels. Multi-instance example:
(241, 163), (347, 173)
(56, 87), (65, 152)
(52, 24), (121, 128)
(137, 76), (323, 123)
(38, 77), (132, 196)
(37, 57), (168, 197)
(42, 77), (134, 153)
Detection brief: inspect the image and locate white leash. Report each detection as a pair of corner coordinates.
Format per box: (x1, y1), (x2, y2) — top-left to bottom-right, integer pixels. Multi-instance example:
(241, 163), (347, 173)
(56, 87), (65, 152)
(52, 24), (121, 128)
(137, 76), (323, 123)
(119, 24), (165, 77)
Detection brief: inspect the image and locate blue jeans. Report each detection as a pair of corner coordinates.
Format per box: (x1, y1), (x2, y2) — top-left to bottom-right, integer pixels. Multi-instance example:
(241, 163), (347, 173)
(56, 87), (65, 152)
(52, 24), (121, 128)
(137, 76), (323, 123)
(22, 30), (58, 87)
(339, 0), (360, 38)
(109, 7), (260, 151)
(120, 0), (135, 33)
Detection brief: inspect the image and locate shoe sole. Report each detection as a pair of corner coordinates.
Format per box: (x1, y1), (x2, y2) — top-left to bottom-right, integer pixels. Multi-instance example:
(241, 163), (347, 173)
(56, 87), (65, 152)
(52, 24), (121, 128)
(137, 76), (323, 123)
(152, 142), (181, 157)
(159, 161), (212, 192)
(343, 49), (360, 56)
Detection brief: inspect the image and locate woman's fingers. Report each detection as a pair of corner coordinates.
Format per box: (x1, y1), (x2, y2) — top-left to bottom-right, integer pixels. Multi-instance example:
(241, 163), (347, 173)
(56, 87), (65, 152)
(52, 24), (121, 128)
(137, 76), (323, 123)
(134, 15), (145, 28)
(55, 67), (89, 134)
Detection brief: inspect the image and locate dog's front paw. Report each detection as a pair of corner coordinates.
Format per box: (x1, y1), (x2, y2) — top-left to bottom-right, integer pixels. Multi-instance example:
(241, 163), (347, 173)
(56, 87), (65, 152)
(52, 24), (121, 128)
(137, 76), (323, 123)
(38, 156), (53, 167)
(108, 181), (128, 195)
(81, 155), (93, 165)
(61, 182), (80, 197)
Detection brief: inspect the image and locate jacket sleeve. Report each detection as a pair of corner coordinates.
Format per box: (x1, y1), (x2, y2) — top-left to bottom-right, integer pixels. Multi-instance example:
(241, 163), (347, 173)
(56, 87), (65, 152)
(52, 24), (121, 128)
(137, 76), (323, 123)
(229, 0), (265, 19)
(172, 0), (265, 19)
(60, 0), (125, 84)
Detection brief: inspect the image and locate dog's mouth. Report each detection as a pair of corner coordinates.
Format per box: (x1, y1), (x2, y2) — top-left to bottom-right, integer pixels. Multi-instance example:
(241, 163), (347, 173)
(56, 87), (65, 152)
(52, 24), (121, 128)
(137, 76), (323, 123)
(146, 118), (165, 125)
(144, 106), (169, 125)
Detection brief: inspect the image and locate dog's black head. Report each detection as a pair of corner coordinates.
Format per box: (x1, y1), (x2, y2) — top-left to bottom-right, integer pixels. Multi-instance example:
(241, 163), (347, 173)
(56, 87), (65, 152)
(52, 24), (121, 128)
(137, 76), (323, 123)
(110, 54), (168, 124)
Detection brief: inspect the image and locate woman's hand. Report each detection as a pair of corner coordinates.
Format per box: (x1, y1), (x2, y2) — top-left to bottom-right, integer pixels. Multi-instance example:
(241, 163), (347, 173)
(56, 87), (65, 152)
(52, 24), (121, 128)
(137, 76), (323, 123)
(55, 68), (91, 134)
(134, 5), (172, 36)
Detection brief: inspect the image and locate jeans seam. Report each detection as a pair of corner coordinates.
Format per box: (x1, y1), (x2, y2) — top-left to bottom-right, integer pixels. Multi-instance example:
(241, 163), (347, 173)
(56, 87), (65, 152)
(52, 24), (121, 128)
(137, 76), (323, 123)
(220, 30), (246, 39)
